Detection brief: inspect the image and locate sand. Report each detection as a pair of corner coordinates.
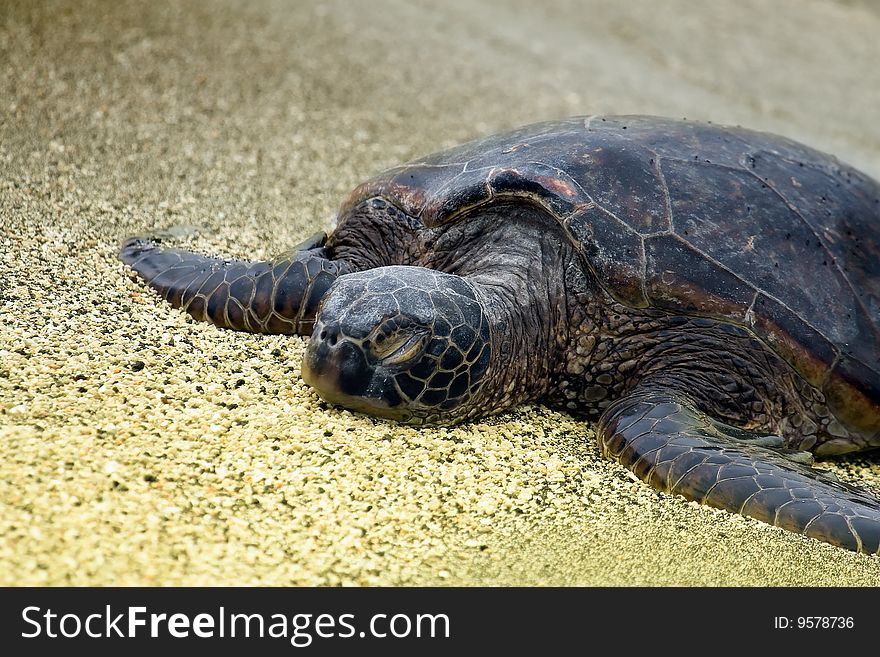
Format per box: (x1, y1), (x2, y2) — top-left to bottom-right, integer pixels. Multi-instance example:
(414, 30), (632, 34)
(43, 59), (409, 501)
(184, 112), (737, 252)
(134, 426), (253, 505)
(2, 0), (880, 585)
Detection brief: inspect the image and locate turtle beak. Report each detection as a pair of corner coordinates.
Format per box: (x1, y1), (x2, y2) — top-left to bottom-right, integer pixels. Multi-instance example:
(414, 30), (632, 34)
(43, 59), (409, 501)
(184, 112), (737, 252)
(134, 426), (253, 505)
(302, 324), (369, 398)
(301, 322), (406, 418)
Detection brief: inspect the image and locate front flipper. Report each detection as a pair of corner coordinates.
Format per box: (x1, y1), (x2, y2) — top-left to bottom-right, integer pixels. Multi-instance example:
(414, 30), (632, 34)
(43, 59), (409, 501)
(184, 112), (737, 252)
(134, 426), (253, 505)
(597, 389), (880, 554)
(119, 232), (350, 335)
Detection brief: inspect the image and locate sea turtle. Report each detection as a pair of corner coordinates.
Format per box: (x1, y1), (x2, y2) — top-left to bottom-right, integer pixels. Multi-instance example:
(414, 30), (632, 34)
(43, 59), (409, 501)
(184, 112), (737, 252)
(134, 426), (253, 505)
(120, 115), (880, 554)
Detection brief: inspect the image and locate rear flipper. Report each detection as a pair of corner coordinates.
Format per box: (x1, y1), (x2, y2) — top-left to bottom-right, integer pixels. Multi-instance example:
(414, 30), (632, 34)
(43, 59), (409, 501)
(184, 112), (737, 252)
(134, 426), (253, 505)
(119, 231), (350, 335)
(597, 389), (880, 554)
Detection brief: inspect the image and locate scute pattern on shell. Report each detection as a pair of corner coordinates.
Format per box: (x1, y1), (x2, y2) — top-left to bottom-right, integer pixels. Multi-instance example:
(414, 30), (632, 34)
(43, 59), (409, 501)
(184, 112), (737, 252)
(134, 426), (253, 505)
(340, 115), (880, 435)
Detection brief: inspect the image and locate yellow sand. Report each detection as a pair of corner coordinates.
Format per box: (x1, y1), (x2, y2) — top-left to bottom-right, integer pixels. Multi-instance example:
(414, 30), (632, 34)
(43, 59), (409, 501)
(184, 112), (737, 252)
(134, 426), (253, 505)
(1, 0), (879, 585)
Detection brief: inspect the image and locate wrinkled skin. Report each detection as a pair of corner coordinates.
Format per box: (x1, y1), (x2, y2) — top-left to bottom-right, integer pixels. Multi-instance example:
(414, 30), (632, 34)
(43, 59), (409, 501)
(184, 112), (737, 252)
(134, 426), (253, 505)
(120, 115), (880, 554)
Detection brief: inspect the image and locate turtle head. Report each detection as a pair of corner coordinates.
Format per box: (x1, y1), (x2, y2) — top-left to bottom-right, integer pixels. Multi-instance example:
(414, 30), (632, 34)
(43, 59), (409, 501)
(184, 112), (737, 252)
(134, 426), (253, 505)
(301, 266), (492, 425)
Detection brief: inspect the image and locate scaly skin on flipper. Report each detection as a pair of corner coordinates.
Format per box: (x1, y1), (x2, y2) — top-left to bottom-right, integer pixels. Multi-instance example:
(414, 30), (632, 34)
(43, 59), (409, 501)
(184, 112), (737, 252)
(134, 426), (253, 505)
(119, 234), (350, 335)
(598, 389), (880, 554)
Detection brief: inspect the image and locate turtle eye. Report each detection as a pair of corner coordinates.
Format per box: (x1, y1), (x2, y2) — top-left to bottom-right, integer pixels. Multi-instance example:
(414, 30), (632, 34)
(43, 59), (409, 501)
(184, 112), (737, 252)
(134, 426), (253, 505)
(371, 330), (428, 365)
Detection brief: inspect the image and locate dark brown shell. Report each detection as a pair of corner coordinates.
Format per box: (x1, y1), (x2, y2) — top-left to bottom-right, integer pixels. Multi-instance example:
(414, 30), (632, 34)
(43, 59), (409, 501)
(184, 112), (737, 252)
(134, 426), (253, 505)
(339, 115), (880, 435)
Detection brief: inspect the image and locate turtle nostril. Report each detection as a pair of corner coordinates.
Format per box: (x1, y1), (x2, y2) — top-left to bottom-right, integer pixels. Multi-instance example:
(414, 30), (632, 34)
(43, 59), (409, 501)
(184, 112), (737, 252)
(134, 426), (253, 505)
(318, 326), (340, 346)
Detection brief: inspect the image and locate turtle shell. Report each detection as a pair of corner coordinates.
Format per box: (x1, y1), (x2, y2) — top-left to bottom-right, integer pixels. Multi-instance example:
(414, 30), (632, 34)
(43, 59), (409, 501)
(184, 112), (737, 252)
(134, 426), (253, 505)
(339, 115), (880, 438)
